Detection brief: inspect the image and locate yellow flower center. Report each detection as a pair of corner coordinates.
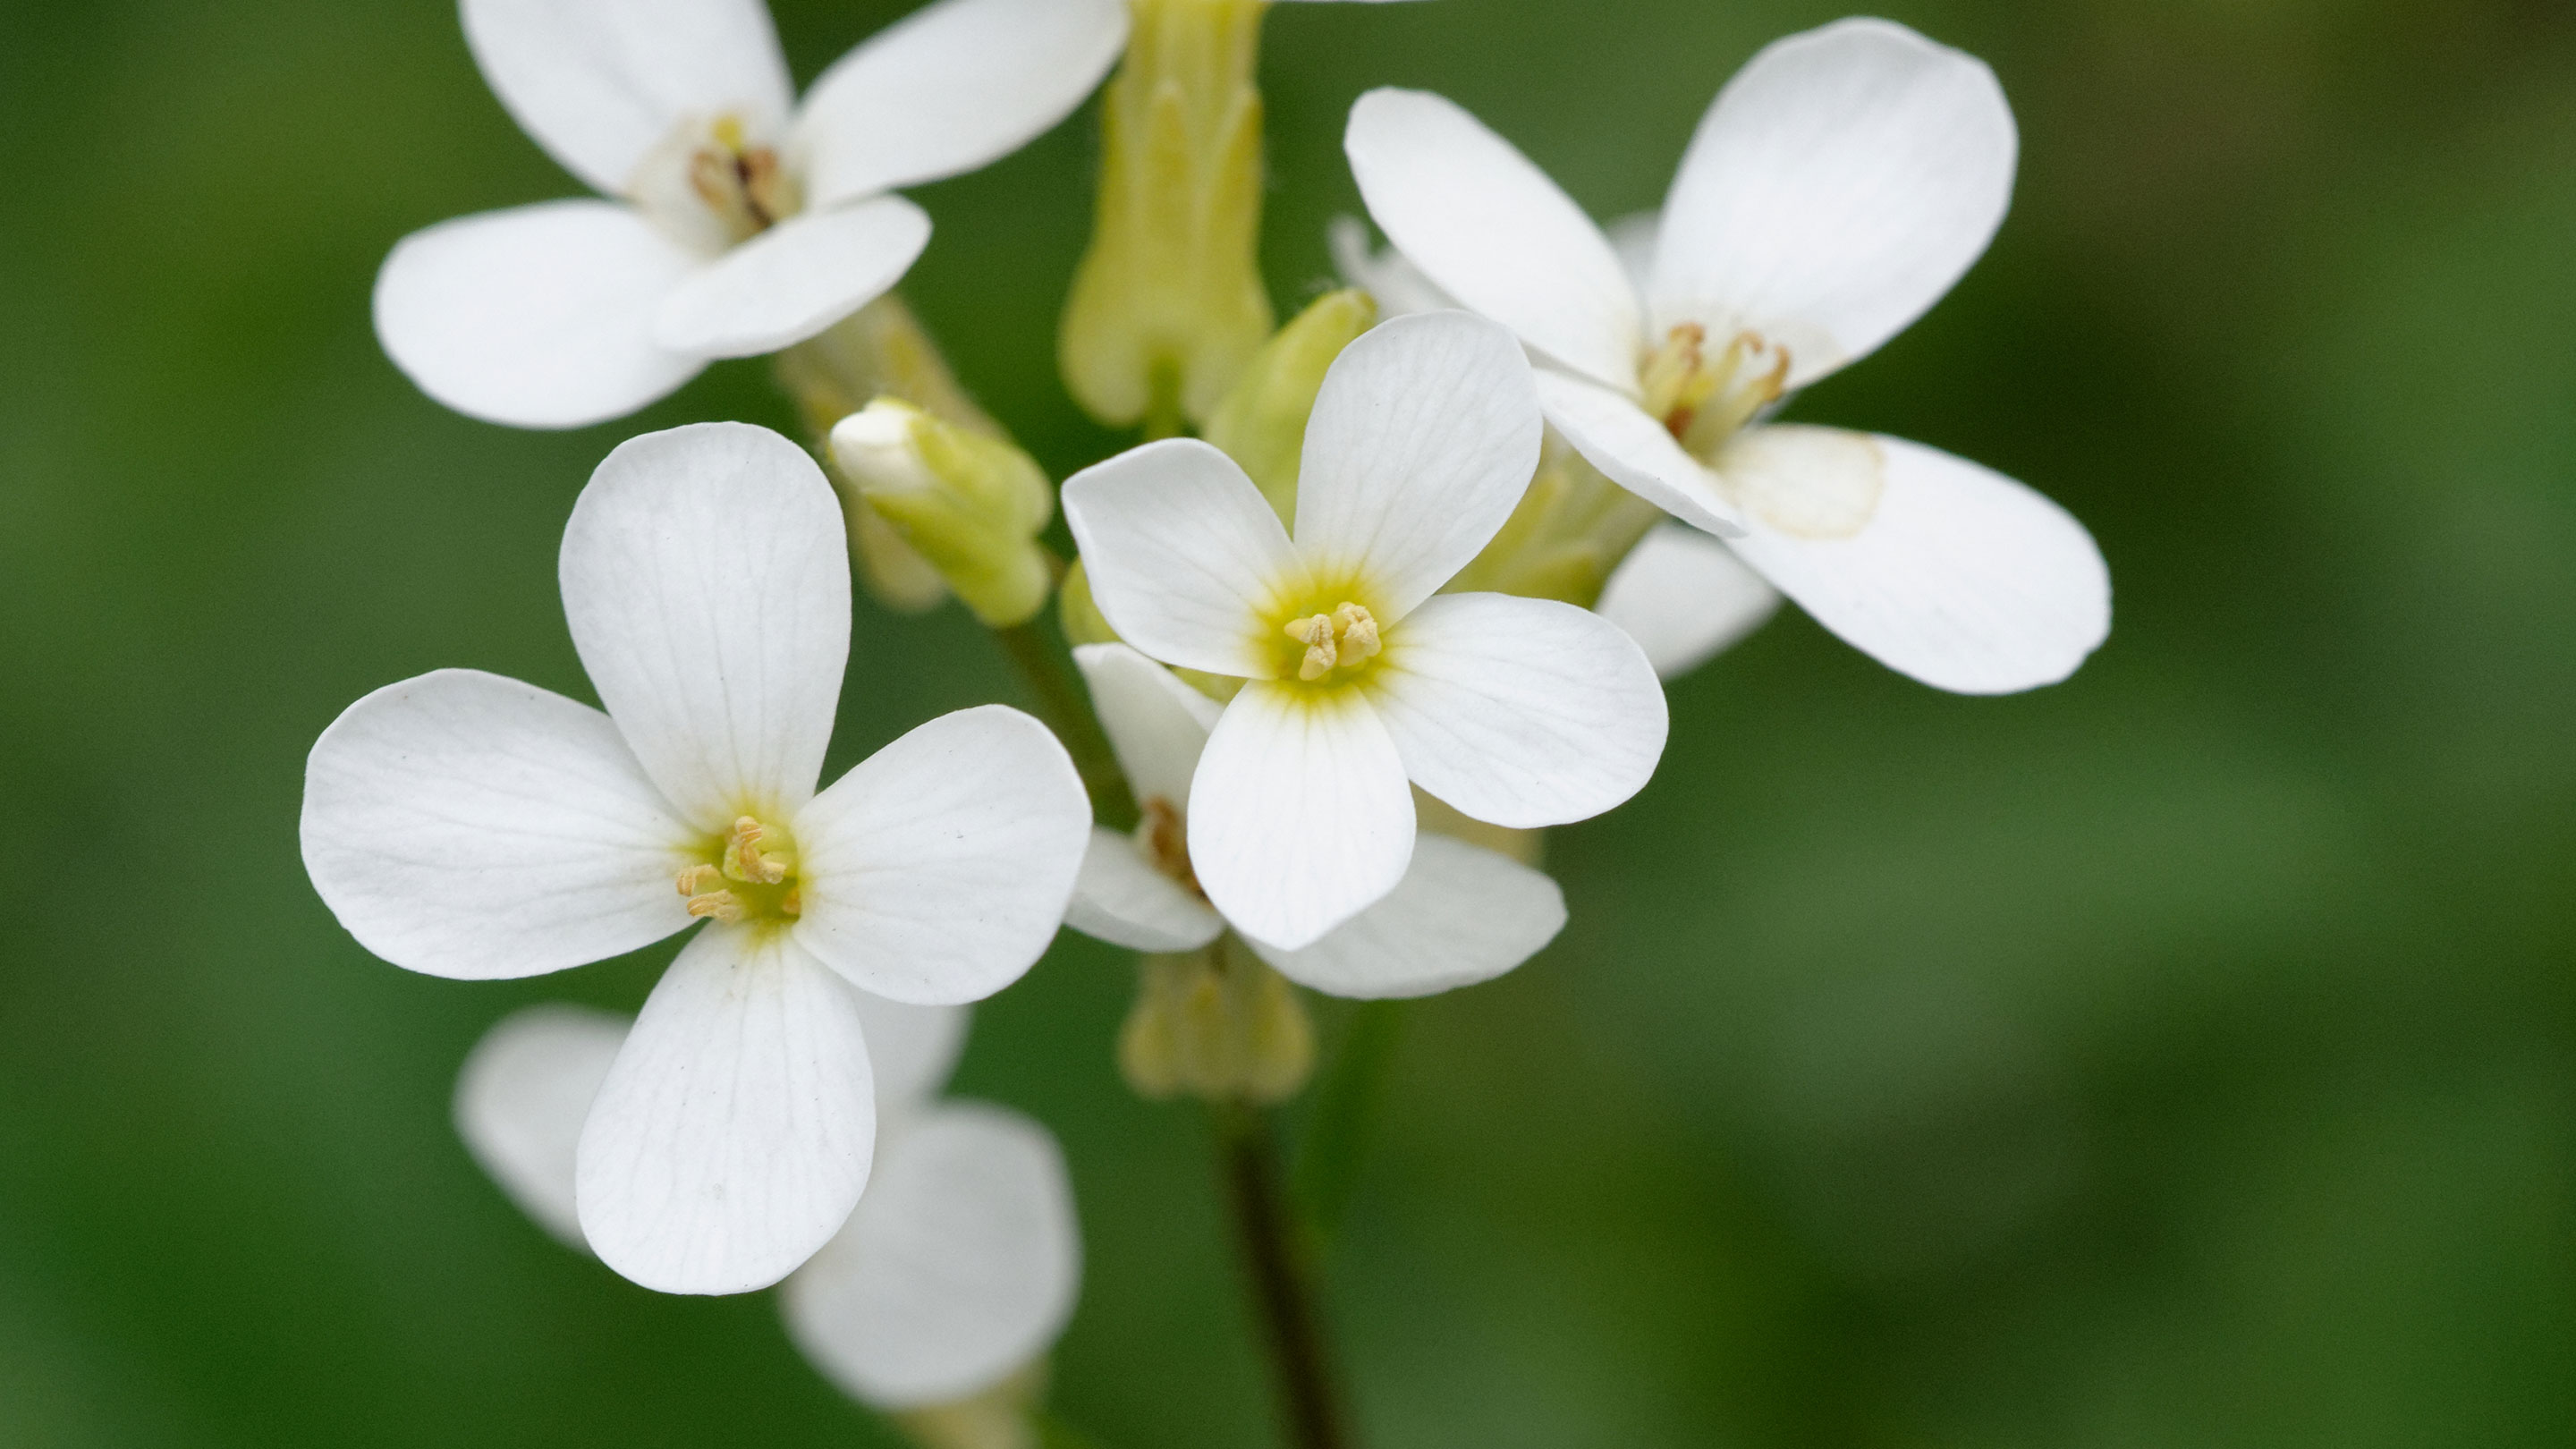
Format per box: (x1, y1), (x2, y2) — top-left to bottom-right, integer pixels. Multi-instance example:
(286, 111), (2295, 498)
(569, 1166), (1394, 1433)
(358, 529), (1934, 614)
(1640, 323), (1791, 462)
(1279, 602), (1382, 682)
(675, 815), (802, 926)
(687, 115), (799, 243)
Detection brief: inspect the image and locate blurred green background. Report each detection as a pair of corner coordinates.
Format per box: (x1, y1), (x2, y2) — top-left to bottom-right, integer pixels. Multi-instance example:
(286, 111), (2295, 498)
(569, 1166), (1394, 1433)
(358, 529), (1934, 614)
(2, 0), (2571, 1444)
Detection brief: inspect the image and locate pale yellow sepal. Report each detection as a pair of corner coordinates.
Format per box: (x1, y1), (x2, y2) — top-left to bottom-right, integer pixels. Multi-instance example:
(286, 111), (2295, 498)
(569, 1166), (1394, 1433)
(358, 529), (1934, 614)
(887, 1358), (1049, 1449)
(1120, 936), (1314, 1104)
(1202, 287), (1377, 523)
(1059, 0), (1276, 432)
(832, 401), (1058, 629)
(1445, 431), (1665, 610)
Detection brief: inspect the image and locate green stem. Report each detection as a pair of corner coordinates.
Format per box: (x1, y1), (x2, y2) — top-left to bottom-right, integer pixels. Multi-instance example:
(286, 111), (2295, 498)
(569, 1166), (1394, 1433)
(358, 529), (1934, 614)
(994, 618), (1137, 830)
(1211, 1100), (1355, 1449)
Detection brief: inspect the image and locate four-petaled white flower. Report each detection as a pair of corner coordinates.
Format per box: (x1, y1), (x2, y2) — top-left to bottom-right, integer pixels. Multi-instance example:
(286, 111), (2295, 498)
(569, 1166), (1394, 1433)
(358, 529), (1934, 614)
(301, 421), (1091, 1294)
(1065, 643), (1568, 997)
(1063, 310), (1667, 952)
(457, 995), (1080, 1409)
(1346, 18), (2111, 694)
(377, 0), (1129, 428)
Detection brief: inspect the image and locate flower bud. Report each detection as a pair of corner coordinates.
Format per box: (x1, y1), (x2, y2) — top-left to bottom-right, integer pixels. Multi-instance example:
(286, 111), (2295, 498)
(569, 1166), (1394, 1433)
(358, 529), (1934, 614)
(1203, 288), (1377, 523)
(830, 401), (1057, 629)
(1119, 938), (1314, 1105)
(1445, 433), (1666, 609)
(1059, 0), (1275, 433)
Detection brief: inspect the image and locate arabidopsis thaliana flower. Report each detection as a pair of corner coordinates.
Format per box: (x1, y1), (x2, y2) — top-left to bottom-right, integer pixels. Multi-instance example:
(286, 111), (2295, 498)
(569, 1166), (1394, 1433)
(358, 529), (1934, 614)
(377, 0), (1129, 428)
(456, 996), (1080, 1410)
(1066, 643), (1567, 997)
(1063, 310), (1666, 951)
(1346, 18), (2111, 694)
(302, 421), (1090, 1294)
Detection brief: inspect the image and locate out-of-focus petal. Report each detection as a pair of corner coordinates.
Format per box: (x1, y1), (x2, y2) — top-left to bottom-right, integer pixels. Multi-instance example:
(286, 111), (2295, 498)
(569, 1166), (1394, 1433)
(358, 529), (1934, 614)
(1245, 835), (1563, 999)
(374, 201), (703, 429)
(301, 669), (695, 980)
(1652, 18), (2016, 389)
(560, 422), (850, 830)
(781, 1102), (1080, 1410)
(1596, 522), (1782, 680)
(1326, 217), (1456, 318)
(453, 1004), (631, 1248)
(1292, 311), (1543, 621)
(1064, 826), (1225, 953)
(852, 993), (970, 1124)
(792, 0), (1128, 208)
(651, 197), (930, 358)
(1071, 644), (1220, 812)
(793, 707), (1090, 1006)
(1368, 592), (1667, 828)
(577, 926), (876, 1295)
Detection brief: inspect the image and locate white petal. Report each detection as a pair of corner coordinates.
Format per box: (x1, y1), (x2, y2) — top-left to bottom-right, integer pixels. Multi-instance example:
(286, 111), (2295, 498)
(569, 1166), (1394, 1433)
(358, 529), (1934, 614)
(1292, 311), (1543, 620)
(1065, 826), (1225, 954)
(1345, 88), (1642, 392)
(1652, 18), (2016, 390)
(1189, 682), (1412, 952)
(301, 669), (695, 980)
(652, 198), (931, 358)
(1717, 427), (2109, 694)
(851, 993), (970, 1123)
(1326, 216), (1457, 318)
(1531, 367), (1744, 538)
(577, 927), (874, 1294)
(1245, 835), (1563, 999)
(373, 201), (704, 429)
(1596, 522), (1782, 680)
(1070, 644), (1219, 811)
(462, 0), (792, 197)
(793, 707), (1090, 1006)
(1063, 440), (1306, 679)
(560, 422), (850, 831)
(782, 1102), (1080, 1410)
(454, 1004), (631, 1249)
(1368, 592), (1667, 828)
(1605, 209), (1661, 298)
(792, 0), (1128, 209)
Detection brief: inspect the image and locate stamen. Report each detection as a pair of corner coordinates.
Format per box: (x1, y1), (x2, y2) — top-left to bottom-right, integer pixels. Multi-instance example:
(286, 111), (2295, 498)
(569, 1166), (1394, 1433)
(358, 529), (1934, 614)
(1330, 603), (1381, 666)
(1285, 614), (1338, 681)
(1640, 323), (1721, 428)
(675, 863), (724, 897)
(1284, 604), (1382, 682)
(1140, 797), (1203, 898)
(685, 890), (744, 923)
(721, 817), (790, 885)
(1641, 324), (1793, 460)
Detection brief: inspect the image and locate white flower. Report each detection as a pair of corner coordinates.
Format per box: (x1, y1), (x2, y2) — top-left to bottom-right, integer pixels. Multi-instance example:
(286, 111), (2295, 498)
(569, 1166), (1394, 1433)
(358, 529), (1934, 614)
(456, 996), (1080, 1410)
(1062, 310), (1666, 951)
(1345, 18), (2111, 695)
(301, 421), (1090, 1294)
(375, 0), (1130, 429)
(1065, 643), (1567, 997)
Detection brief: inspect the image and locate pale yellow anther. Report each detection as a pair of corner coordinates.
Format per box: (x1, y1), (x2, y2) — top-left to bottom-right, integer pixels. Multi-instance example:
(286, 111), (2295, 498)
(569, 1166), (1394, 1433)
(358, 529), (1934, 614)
(1286, 614), (1338, 681)
(675, 863), (724, 897)
(685, 889), (745, 923)
(1642, 324), (1793, 461)
(1640, 323), (1721, 426)
(721, 817), (790, 885)
(684, 117), (798, 241)
(1330, 603), (1381, 666)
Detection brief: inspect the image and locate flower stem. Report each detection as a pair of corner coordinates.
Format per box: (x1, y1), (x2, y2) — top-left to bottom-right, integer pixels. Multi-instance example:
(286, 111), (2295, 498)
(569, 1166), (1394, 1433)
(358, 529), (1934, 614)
(1210, 1099), (1354, 1449)
(993, 617), (1137, 831)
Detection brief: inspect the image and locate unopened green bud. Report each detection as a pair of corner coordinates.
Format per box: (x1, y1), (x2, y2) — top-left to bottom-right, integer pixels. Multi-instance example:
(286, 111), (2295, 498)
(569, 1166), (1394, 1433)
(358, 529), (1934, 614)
(1203, 288), (1377, 523)
(1060, 0), (1275, 434)
(830, 400), (1056, 629)
(1444, 433), (1665, 609)
(1119, 937), (1314, 1105)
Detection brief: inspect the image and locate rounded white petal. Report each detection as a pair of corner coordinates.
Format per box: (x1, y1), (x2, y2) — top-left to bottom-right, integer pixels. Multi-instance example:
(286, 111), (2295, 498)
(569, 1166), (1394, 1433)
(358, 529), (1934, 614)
(1345, 88), (1642, 392)
(1071, 644), (1220, 811)
(1244, 835), (1563, 999)
(1717, 427), (2110, 694)
(1532, 367), (1745, 538)
(454, 1004), (631, 1249)
(301, 669), (696, 980)
(1652, 18), (2016, 390)
(792, 707), (1091, 1006)
(1065, 826), (1225, 954)
(373, 201), (704, 429)
(1367, 592), (1667, 829)
(1293, 311), (1544, 620)
(576, 927), (875, 1295)
(1597, 522), (1782, 680)
(851, 992), (970, 1123)
(782, 1102), (1080, 1410)
(1189, 682), (1412, 952)
(1063, 440), (1305, 680)
(1605, 209), (1661, 298)
(461, 0), (793, 197)
(792, 0), (1129, 209)
(651, 198), (932, 359)
(1326, 217), (1457, 318)
(560, 422), (851, 831)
